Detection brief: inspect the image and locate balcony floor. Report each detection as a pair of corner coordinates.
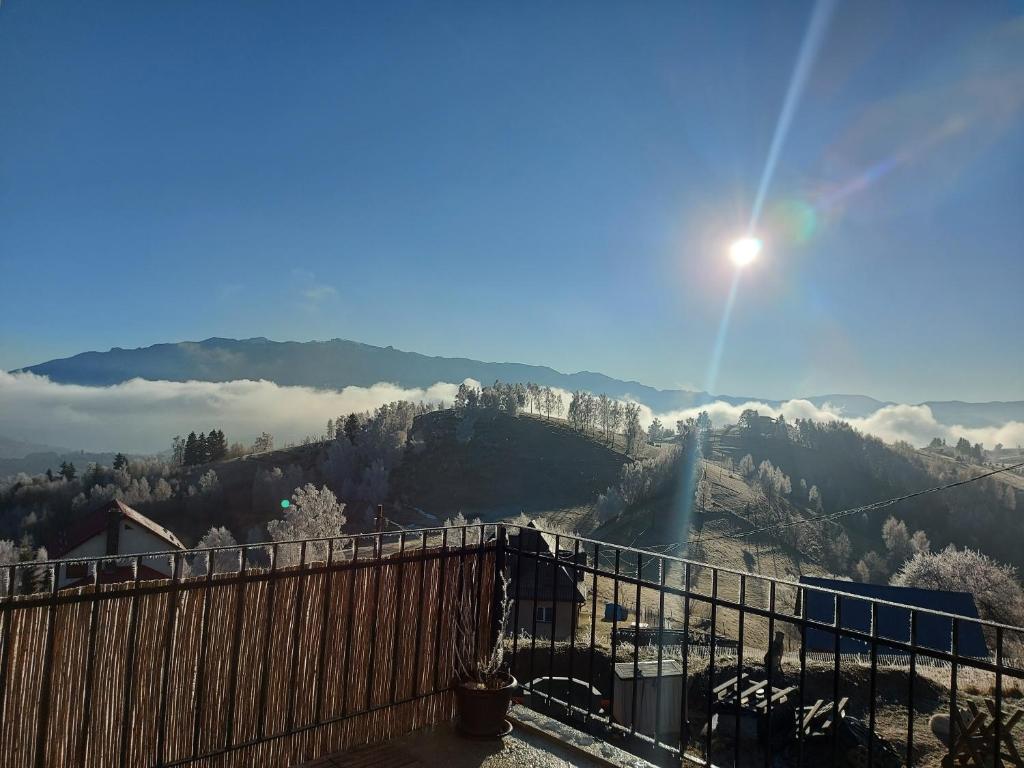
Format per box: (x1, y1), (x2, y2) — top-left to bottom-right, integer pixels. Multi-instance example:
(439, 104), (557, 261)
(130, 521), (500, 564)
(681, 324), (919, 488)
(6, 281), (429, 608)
(298, 706), (658, 768)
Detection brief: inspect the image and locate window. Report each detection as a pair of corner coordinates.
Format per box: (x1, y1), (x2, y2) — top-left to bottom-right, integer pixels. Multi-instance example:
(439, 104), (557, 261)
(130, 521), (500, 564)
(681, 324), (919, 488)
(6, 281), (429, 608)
(535, 605), (553, 623)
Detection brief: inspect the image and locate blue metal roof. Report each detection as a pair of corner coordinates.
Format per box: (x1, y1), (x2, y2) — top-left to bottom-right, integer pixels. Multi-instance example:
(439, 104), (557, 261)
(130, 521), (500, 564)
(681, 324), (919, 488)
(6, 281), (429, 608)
(799, 576), (988, 657)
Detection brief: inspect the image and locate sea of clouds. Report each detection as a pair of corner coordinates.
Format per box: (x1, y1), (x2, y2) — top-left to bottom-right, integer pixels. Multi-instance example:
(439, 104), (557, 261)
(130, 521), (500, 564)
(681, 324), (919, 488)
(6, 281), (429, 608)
(0, 370), (1021, 456)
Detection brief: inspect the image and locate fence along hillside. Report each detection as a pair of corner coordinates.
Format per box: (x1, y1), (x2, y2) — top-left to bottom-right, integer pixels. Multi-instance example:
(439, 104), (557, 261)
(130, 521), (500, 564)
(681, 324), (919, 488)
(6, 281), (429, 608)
(0, 530), (498, 768)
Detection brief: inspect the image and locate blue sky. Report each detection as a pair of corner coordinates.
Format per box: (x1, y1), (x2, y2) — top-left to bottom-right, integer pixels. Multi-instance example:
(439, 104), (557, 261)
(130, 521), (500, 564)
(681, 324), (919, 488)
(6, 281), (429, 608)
(1, 1), (1022, 403)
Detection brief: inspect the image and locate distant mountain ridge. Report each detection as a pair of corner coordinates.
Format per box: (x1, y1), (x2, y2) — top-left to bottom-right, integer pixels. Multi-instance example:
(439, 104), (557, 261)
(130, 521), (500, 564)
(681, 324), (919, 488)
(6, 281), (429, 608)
(13, 337), (1023, 427)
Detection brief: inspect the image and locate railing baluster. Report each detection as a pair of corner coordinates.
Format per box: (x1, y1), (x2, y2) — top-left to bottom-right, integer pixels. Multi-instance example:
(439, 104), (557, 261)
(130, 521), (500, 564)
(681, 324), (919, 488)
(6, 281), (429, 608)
(342, 538), (361, 714)
(313, 538), (336, 723)
(510, 526), (523, 685)
(33, 563), (59, 768)
(388, 533), (408, 705)
(118, 556), (143, 768)
(947, 617), (959, 765)
(252, 543), (277, 742)
(587, 542), (599, 728)
(994, 625), (1004, 768)
(77, 561), (102, 766)
(680, 561), (691, 753)
(868, 601), (879, 768)
(285, 541), (309, 733)
(797, 584), (807, 768)
(764, 580), (776, 768)
(734, 574), (745, 768)
(630, 551), (642, 738)
(529, 528), (540, 699)
(907, 608), (917, 767)
(364, 533), (386, 712)
(610, 549), (621, 725)
(0, 563), (16, 740)
(191, 549), (218, 757)
(833, 593), (843, 768)
(411, 532), (428, 698)
(431, 530), (447, 695)
(705, 569), (718, 764)
(474, 524), (486, 663)
(567, 538), (580, 716)
(549, 534), (559, 713)
(156, 553), (182, 767)
(654, 556), (666, 748)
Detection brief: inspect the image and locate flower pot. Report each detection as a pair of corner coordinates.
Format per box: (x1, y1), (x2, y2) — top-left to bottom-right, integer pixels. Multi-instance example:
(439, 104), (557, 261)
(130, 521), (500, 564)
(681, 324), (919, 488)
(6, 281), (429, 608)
(455, 675), (517, 738)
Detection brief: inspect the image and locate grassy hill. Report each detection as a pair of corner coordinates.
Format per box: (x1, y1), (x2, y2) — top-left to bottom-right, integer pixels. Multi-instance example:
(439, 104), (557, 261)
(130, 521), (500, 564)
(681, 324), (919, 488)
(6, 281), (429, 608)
(112, 409), (634, 545)
(390, 410), (630, 521)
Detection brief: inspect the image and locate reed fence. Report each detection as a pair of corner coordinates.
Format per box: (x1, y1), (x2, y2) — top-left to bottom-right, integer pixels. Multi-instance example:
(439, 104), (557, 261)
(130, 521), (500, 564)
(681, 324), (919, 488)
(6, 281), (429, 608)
(0, 528), (498, 768)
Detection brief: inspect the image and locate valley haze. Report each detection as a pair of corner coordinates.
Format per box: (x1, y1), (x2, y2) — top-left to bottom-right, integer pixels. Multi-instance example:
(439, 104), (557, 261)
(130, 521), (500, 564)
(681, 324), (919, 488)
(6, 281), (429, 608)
(3, 337), (1022, 457)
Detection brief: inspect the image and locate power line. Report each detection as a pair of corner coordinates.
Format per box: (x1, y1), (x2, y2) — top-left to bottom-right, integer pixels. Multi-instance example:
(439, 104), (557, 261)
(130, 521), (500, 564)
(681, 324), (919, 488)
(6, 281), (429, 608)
(691, 460), (1024, 544)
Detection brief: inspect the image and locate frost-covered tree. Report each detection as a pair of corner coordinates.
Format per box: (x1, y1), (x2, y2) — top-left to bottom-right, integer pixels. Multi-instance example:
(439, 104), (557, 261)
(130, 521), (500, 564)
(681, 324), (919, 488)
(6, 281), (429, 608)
(443, 512), (485, 544)
(893, 546), (1024, 626)
(198, 469), (220, 495)
(854, 551), (889, 583)
(623, 402), (645, 456)
(808, 484), (822, 512)
(595, 486), (625, 522)
(267, 484), (346, 565)
(738, 454), (756, 478)
(252, 431), (274, 453)
(191, 526), (239, 575)
(882, 516), (913, 565)
(696, 472), (713, 512)
(153, 478), (174, 502)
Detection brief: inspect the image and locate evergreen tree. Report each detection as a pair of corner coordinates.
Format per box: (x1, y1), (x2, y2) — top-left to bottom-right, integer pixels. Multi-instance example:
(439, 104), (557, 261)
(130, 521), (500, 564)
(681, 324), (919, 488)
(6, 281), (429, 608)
(113, 453), (128, 471)
(184, 432), (199, 465)
(205, 429), (227, 462)
(343, 413), (360, 444)
(196, 432), (208, 464)
(59, 461), (77, 481)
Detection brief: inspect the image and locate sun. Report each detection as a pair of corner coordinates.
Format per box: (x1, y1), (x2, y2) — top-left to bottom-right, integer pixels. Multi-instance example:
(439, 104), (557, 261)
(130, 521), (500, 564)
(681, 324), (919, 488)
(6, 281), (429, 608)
(729, 236), (762, 268)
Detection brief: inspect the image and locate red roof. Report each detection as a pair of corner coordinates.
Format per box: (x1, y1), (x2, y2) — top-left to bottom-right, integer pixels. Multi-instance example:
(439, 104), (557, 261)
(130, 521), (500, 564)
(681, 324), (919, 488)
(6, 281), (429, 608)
(51, 499), (184, 558)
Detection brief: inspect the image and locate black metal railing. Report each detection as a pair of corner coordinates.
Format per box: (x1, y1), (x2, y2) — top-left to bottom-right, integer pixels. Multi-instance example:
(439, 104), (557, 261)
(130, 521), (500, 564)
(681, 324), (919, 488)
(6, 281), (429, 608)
(3, 523), (1022, 767)
(503, 524), (1024, 767)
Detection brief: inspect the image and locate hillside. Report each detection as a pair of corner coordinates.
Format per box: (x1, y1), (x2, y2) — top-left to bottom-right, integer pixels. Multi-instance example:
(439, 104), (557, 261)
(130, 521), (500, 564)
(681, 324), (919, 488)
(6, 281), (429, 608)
(0, 407), (634, 548)
(391, 410), (629, 520)
(15, 336), (1024, 426)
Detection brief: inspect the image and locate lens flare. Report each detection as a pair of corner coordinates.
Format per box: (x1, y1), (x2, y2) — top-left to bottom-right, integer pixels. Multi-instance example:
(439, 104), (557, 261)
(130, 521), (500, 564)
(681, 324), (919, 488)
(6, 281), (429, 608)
(729, 237), (762, 267)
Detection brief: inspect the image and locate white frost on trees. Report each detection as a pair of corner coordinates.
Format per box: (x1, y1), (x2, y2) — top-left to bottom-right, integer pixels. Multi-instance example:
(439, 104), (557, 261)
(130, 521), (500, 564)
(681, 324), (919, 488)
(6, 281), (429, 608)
(267, 483), (346, 565)
(191, 526), (239, 575)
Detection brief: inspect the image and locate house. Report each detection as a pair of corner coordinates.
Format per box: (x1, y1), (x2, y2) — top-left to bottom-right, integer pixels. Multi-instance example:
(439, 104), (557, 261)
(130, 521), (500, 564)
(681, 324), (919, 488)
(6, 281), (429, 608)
(799, 575), (988, 657)
(509, 522), (587, 640)
(50, 500), (185, 588)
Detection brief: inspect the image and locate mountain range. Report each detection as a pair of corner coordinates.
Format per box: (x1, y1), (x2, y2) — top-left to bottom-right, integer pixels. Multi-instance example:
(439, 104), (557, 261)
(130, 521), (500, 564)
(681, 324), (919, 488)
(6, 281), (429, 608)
(13, 337), (1023, 428)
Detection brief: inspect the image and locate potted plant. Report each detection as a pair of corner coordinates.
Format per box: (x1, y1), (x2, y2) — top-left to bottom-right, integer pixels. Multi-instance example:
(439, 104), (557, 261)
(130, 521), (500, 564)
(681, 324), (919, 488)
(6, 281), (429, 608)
(453, 574), (517, 738)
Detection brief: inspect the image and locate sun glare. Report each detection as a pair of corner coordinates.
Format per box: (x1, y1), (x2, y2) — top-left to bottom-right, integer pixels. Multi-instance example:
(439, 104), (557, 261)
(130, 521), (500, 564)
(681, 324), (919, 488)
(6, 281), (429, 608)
(729, 237), (762, 268)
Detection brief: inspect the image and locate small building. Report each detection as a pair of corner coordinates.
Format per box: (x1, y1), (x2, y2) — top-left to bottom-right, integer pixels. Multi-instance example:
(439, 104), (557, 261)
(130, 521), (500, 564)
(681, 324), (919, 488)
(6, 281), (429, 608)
(612, 660), (685, 740)
(50, 500), (185, 588)
(799, 576), (988, 657)
(509, 522), (587, 641)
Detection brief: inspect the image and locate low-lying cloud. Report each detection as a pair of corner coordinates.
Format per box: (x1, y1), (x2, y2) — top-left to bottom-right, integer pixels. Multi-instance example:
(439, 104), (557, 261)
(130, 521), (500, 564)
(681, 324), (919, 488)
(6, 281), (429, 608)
(0, 371), (462, 454)
(0, 371), (1021, 457)
(641, 399), (1024, 452)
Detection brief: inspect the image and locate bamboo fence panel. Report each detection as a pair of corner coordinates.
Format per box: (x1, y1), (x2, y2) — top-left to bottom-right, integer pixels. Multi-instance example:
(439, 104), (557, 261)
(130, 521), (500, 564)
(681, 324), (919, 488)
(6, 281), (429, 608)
(0, 540), (497, 768)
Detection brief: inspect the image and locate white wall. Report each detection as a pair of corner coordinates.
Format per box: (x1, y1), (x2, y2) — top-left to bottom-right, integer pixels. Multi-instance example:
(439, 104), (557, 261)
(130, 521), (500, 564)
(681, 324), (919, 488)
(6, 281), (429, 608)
(58, 521), (177, 588)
